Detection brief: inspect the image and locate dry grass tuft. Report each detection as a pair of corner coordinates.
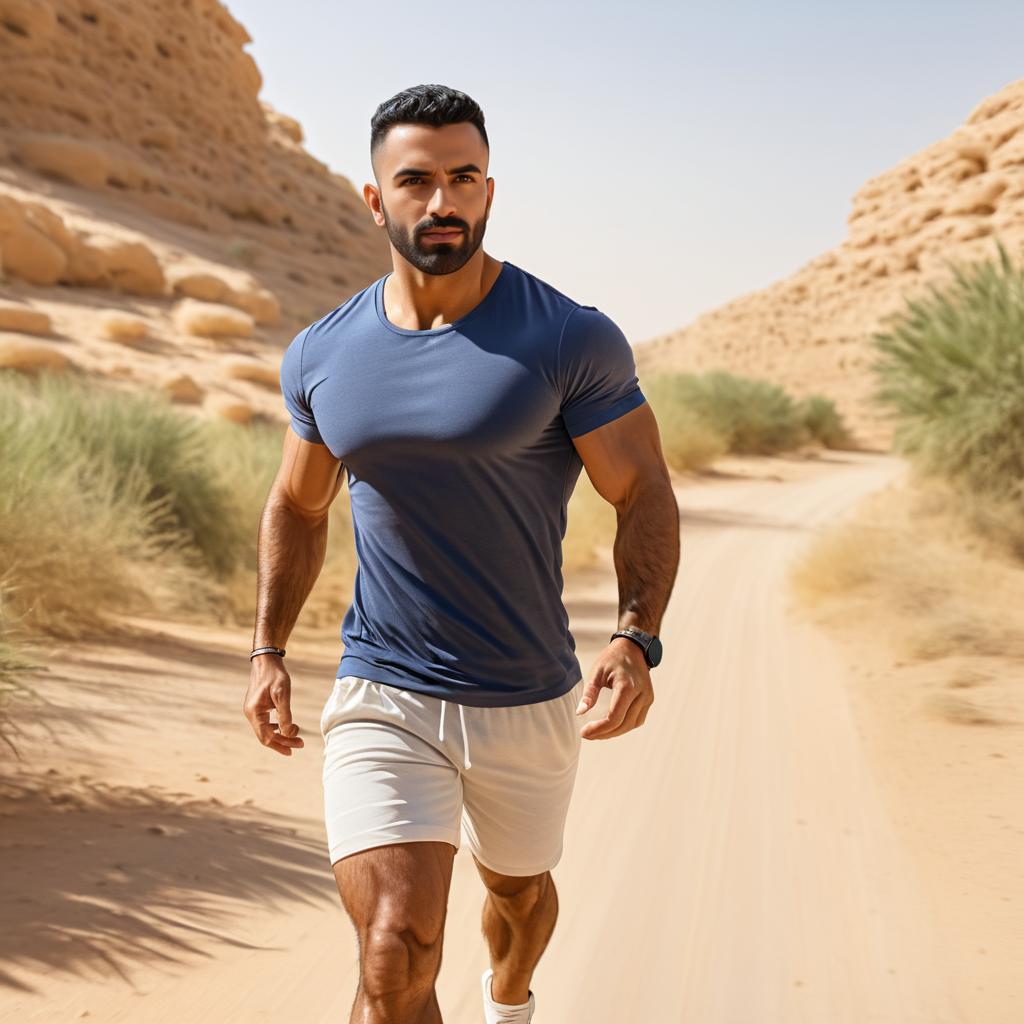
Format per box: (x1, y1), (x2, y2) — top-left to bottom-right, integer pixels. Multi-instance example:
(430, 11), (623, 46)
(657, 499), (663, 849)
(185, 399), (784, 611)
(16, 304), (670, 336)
(790, 478), (1024, 725)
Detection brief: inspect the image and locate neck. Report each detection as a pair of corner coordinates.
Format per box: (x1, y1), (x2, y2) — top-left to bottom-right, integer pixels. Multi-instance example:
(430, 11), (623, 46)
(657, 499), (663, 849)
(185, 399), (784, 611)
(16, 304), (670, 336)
(383, 252), (503, 331)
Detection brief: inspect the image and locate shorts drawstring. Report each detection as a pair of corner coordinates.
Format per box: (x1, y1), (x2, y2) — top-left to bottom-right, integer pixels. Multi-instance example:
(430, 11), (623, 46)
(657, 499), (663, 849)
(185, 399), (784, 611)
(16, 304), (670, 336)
(438, 698), (472, 770)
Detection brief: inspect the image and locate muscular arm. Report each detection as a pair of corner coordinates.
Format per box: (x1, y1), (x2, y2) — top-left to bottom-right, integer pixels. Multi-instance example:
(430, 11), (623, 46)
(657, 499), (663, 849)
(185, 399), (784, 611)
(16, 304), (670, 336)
(252, 427), (346, 650)
(571, 401), (680, 738)
(243, 427), (345, 756)
(577, 401), (679, 634)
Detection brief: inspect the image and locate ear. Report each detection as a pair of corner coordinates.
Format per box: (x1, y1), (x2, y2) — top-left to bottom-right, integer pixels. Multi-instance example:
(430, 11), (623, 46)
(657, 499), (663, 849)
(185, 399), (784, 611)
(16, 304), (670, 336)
(363, 182), (384, 226)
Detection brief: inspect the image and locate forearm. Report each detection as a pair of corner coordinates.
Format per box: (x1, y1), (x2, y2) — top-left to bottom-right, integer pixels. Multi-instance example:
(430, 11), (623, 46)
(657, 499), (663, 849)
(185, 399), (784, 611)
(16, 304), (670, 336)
(252, 494), (329, 649)
(611, 477), (680, 635)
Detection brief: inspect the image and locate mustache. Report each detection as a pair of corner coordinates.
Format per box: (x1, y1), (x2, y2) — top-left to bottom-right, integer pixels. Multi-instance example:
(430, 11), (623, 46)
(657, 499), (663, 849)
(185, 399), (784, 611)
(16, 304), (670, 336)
(418, 220), (467, 234)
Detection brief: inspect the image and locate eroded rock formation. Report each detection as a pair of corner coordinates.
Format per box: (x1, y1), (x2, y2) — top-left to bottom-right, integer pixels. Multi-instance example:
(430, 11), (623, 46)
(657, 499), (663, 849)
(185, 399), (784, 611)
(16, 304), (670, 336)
(638, 79), (1024, 448)
(0, 0), (389, 423)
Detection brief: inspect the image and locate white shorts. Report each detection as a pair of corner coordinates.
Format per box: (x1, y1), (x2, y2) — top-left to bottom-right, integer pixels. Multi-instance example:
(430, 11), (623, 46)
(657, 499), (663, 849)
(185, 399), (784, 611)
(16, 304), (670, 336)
(320, 674), (585, 876)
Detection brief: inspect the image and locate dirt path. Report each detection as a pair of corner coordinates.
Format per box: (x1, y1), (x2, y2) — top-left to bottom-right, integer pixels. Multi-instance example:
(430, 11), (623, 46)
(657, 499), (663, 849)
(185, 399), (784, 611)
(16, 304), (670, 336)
(1, 450), (967, 1022)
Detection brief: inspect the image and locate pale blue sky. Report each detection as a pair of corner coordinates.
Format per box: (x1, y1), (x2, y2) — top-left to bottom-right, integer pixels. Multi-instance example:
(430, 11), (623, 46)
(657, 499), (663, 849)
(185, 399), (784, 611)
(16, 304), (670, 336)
(228, 0), (1023, 341)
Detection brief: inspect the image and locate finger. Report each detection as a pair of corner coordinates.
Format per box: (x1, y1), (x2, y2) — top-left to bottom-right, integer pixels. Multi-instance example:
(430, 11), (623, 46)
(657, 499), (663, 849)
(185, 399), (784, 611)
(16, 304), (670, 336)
(258, 723), (304, 747)
(581, 683), (636, 739)
(271, 685), (295, 736)
(264, 735), (297, 755)
(279, 721), (298, 739)
(244, 703), (272, 741)
(575, 674), (605, 715)
(595, 693), (647, 739)
(636, 699), (652, 728)
(268, 733), (305, 748)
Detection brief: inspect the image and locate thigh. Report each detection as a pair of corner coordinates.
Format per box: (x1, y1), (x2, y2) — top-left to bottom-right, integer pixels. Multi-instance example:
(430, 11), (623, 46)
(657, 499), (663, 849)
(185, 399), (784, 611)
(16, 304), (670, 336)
(333, 839), (455, 941)
(322, 677), (464, 867)
(461, 678), (584, 877)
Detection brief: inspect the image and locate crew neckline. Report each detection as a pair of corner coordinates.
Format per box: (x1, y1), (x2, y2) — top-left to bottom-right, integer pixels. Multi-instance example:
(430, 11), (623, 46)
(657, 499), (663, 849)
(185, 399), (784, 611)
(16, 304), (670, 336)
(374, 260), (512, 337)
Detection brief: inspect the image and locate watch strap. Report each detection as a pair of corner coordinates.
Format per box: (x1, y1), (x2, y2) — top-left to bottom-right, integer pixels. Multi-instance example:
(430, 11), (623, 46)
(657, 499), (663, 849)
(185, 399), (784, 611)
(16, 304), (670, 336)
(610, 628), (653, 665)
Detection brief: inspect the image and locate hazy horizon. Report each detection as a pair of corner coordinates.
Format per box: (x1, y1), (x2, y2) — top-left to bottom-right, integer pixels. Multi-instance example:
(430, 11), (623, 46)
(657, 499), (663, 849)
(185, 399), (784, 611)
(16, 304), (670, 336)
(229, 0), (1024, 343)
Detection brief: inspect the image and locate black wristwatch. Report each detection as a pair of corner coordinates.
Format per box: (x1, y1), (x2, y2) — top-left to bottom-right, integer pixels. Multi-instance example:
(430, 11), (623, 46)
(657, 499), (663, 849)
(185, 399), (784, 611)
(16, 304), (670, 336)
(609, 626), (663, 668)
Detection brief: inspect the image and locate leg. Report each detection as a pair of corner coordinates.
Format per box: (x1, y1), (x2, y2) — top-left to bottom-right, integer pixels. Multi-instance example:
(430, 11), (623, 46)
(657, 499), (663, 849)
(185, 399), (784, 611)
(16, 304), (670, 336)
(474, 855), (559, 1005)
(320, 678), (467, 1019)
(333, 839), (456, 1024)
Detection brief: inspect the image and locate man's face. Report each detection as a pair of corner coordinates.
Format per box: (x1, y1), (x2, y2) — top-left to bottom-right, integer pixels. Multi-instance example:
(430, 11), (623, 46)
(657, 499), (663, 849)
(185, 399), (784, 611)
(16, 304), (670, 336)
(368, 122), (493, 276)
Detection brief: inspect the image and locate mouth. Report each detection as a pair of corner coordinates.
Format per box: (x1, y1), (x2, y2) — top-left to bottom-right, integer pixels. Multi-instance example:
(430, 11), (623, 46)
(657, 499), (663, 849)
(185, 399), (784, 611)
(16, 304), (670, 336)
(422, 229), (463, 242)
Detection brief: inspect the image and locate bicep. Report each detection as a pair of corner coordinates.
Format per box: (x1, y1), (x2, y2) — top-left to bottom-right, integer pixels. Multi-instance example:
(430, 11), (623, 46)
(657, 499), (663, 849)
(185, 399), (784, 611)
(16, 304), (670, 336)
(272, 426), (345, 522)
(572, 401), (667, 509)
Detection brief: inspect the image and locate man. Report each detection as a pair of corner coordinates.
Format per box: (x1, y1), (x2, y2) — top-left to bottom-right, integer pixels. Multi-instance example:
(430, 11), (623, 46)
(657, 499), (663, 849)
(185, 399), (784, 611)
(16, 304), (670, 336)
(243, 83), (679, 1024)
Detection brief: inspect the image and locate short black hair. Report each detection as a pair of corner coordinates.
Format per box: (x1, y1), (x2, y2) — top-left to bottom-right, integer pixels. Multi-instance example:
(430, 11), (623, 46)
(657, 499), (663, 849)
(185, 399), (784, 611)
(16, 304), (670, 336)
(370, 84), (488, 177)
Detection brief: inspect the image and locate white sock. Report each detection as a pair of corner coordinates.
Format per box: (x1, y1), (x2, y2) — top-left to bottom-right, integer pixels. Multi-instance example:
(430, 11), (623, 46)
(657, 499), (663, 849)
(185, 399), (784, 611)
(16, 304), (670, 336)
(486, 974), (531, 1010)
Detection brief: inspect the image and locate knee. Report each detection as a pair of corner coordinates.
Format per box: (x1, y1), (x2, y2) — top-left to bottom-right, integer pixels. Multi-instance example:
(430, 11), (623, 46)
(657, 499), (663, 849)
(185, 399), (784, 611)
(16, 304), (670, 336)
(359, 909), (445, 1000)
(484, 870), (552, 923)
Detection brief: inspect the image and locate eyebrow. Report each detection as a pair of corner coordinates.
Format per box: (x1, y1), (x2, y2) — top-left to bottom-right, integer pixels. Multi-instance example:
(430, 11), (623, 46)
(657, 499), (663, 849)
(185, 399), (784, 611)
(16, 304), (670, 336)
(392, 163), (482, 181)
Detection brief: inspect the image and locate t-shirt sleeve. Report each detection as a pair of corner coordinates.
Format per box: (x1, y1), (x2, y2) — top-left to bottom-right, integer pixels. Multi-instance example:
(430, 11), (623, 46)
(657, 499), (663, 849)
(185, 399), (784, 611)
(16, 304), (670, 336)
(279, 326), (325, 444)
(557, 305), (647, 438)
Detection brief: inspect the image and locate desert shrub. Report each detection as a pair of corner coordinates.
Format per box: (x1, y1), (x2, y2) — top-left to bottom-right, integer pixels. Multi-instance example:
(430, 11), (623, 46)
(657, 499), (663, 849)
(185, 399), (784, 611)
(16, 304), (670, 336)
(644, 374), (729, 471)
(790, 478), (1024, 666)
(871, 241), (1024, 505)
(0, 373), (204, 635)
(0, 369), (360, 639)
(795, 393), (855, 449)
(3, 371), (245, 579)
(649, 370), (808, 455)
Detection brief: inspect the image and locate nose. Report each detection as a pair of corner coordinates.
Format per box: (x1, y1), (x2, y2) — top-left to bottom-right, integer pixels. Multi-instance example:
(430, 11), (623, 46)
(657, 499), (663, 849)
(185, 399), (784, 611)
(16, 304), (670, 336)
(425, 184), (457, 219)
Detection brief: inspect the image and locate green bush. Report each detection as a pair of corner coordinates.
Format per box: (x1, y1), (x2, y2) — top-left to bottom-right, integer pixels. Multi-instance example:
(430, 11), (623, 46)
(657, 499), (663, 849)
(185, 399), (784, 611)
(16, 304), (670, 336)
(871, 242), (1024, 503)
(1, 374), (191, 635)
(644, 374), (729, 471)
(0, 369), (362, 640)
(0, 370), (290, 638)
(2, 371), (248, 578)
(650, 370), (808, 455)
(795, 394), (854, 449)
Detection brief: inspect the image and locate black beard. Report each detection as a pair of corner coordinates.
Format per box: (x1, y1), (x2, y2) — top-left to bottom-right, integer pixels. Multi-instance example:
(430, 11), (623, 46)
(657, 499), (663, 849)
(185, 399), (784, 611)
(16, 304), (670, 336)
(381, 201), (487, 276)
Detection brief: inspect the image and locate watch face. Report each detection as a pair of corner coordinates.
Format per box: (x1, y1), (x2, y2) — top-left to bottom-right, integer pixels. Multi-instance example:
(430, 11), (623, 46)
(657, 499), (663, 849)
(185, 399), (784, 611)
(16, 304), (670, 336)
(647, 636), (663, 667)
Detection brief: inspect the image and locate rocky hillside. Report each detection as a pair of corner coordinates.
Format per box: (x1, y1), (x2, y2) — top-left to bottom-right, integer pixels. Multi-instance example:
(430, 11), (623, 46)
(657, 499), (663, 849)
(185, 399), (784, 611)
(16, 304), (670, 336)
(637, 78), (1024, 448)
(0, 0), (389, 424)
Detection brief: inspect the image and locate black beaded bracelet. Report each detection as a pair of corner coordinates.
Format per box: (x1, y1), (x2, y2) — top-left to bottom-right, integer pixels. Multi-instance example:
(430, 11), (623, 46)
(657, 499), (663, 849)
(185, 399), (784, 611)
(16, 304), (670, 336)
(250, 646), (286, 660)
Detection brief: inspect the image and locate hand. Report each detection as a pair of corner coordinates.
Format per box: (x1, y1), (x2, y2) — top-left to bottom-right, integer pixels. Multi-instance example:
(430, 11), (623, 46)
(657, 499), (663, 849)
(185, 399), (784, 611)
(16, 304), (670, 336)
(575, 638), (654, 740)
(242, 656), (305, 756)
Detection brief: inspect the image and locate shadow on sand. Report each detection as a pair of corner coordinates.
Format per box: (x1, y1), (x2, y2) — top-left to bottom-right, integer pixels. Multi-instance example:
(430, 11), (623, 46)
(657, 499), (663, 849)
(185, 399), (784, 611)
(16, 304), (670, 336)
(0, 768), (333, 994)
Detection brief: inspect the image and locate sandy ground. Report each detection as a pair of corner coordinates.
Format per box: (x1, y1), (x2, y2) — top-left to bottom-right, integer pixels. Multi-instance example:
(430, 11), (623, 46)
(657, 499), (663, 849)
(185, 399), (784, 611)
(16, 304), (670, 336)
(800, 600), (1024, 1024)
(1, 450), (1008, 1022)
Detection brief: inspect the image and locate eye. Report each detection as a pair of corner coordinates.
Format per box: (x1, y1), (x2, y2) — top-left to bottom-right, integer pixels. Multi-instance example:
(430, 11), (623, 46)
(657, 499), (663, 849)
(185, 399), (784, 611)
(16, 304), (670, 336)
(402, 176), (423, 185)
(456, 174), (474, 182)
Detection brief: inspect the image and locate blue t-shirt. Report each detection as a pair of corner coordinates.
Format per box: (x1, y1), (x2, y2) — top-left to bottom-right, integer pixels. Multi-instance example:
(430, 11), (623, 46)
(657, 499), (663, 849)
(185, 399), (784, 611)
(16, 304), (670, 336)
(279, 259), (647, 707)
